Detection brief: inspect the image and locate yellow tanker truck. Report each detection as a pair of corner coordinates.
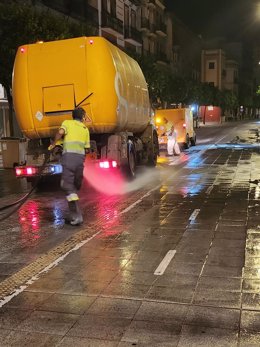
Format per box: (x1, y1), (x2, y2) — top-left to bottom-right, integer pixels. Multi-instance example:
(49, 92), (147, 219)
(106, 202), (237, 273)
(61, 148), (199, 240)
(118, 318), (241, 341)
(12, 36), (159, 180)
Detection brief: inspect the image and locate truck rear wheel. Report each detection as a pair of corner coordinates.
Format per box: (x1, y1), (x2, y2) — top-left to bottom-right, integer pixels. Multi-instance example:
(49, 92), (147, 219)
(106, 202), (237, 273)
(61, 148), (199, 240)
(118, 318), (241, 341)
(184, 135), (190, 149)
(147, 130), (159, 166)
(190, 134), (196, 146)
(123, 140), (136, 179)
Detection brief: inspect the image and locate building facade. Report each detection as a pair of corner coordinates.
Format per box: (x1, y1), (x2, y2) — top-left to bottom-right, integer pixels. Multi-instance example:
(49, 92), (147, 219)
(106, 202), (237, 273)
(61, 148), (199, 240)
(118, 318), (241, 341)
(37, 0), (169, 60)
(201, 38), (240, 94)
(201, 48), (239, 94)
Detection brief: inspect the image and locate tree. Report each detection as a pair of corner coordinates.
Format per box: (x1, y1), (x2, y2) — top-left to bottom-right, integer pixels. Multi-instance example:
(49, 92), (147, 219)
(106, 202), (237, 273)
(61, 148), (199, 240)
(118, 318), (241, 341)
(0, 0), (93, 136)
(132, 53), (175, 108)
(131, 50), (236, 115)
(220, 90), (239, 118)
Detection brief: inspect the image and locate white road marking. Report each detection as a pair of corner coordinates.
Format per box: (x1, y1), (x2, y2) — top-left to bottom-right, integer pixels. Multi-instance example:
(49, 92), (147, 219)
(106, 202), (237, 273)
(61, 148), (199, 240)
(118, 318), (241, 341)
(154, 250), (176, 276)
(120, 184), (161, 213)
(0, 231), (101, 307)
(189, 209), (200, 221)
(206, 186), (213, 194)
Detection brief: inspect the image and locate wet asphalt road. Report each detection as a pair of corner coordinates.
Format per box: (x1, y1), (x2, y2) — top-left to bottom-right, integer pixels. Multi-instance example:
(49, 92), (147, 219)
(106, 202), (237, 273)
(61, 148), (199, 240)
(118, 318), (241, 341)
(0, 120), (260, 346)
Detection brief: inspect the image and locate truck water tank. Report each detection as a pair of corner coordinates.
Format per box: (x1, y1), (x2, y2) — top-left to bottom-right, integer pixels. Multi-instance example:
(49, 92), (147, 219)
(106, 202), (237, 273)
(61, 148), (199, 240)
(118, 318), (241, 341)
(12, 36), (151, 139)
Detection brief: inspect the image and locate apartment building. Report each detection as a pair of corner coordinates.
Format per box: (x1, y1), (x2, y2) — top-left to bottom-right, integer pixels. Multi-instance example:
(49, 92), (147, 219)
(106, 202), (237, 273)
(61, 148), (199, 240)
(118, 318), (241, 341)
(100, 0), (142, 53)
(201, 48), (239, 94)
(201, 49), (226, 90)
(140, 0), (168, 64)
(225, 59), (239, 94)
(37, 0), (168, 59)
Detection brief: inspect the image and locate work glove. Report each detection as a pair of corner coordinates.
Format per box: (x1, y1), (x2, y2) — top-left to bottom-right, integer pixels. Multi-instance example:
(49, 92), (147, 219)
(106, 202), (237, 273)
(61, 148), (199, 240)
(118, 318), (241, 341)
(48, 144), (55, 151)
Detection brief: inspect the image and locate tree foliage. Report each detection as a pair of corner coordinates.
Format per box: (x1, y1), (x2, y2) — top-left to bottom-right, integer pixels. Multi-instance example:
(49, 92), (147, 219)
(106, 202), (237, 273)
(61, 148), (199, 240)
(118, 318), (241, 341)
(133, 50), (235, 110)
(220, 90), (239, 114)
(134, 52), (241, 117)
(253, 86), (260, 108)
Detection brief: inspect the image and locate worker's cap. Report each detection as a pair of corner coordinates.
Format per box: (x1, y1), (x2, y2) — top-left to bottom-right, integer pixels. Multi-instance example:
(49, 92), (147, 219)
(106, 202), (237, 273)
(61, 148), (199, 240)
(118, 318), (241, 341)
(72, 107), (86, 120)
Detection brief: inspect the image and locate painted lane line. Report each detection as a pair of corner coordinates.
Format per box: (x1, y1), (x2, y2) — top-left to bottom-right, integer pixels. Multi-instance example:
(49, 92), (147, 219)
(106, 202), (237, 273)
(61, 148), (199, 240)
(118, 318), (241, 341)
(154, 250), (176, 276)
(206, 186), (213, 195)
(120, 184), (161, 214)
(189, 209), (200, 221)
(0, 184), (162, 307)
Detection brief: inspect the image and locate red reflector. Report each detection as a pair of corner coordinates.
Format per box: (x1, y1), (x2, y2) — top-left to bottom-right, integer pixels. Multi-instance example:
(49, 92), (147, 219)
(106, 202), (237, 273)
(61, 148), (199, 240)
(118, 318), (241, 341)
(89, 39), (94, 44)
(183, 123), (187, 128)
(15, 167), (37, 176)
(101, 161), (109, 169)
(26, 167), (36, 175)
(20, 47), (26, 53)
(99, 161), (118, 169)
(15, 168), (23, 176)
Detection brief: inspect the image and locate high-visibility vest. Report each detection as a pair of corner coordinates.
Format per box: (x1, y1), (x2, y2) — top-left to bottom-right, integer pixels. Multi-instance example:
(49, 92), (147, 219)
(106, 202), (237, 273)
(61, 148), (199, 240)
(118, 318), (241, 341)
(60, 120), (90, 155)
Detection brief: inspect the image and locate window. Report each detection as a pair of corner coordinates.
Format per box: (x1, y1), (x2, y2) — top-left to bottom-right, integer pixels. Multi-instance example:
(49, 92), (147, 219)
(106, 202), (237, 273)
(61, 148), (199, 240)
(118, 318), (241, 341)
(208, 62), (215, 69)
(131, 9), (136, 28)
(110, 0), (116, 17)
(102, 0), (107, 11)
(124, 5), (129, 27)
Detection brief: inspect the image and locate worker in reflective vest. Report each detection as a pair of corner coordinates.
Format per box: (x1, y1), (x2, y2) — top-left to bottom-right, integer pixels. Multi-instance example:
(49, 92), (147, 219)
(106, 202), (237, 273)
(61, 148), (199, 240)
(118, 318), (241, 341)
(49, 107), (90, 225)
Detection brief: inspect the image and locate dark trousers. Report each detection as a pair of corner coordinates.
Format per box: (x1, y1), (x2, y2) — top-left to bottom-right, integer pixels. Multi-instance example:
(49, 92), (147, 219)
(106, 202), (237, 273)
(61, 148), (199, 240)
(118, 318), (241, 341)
(60, 153), (85, 199)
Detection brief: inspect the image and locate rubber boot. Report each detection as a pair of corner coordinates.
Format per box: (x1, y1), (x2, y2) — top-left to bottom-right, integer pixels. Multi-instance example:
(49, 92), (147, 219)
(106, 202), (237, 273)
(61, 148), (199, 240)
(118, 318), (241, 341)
(65, 201), (76, 224)
(68, 200), (83, 226)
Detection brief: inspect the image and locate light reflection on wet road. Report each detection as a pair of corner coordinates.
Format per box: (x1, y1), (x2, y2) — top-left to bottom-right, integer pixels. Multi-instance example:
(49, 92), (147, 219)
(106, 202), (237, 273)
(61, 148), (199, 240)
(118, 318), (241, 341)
(0, 121), (260, 345)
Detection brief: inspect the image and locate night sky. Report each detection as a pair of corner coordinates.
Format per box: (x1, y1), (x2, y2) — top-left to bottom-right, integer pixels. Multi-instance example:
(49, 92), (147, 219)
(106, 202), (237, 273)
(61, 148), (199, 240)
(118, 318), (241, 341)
(165, 0), (258, 41)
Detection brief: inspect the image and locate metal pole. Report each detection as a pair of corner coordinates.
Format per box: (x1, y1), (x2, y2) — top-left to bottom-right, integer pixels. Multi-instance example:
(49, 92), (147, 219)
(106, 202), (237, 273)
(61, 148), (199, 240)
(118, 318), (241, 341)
(98, 0), (102, 36)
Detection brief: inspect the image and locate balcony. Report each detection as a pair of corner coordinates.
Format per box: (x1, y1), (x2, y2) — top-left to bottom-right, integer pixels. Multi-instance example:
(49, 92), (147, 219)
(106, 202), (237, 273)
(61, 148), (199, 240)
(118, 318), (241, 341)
(141, 17), (149, 32)
(124, 26), (143, 46)
(131, 0), (142, 5)
(147, 0), (156, 8)
(156, 22), (167, 37)
(148, 23), (157, 38)
(101, 10), (124, 36)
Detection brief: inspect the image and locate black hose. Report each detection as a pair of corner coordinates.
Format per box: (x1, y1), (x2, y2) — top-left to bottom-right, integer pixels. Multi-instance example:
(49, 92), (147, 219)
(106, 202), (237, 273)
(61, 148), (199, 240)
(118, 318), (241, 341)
(0, 153), (50, 222)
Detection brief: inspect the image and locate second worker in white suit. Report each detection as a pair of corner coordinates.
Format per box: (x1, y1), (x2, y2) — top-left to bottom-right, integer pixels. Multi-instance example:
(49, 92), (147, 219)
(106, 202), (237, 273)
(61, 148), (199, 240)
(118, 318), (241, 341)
(165, 124), (180, 156)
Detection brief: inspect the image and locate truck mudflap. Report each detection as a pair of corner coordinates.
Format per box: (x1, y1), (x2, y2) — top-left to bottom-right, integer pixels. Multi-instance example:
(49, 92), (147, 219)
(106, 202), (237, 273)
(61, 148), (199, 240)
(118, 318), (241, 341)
(106, 133), (128, 166)
(106, 133), (134, 178)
